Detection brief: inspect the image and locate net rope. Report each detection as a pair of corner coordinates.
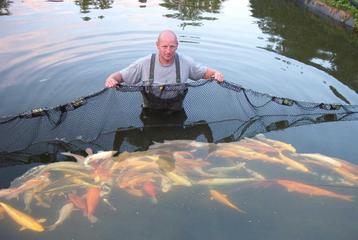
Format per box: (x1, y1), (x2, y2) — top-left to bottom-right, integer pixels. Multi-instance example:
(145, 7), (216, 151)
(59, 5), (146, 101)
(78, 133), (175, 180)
(0, 80), (357, 164)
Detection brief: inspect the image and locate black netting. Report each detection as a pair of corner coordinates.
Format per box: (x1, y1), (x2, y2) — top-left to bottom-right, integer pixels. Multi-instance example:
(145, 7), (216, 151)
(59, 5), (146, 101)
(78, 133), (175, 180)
(1, 80), (358, 163)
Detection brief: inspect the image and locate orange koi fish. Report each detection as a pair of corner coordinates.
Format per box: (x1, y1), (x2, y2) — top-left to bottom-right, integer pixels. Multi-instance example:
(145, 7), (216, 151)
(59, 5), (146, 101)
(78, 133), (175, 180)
(143, 181), (158, 204)
(0, 201), (45, 232)
(209, 190), (245, 213)
(275, 179), (354, 202)
(86, 187), (101, 223)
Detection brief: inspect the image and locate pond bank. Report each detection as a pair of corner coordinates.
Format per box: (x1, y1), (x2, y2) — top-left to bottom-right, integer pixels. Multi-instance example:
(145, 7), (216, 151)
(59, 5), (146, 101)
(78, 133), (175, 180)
(293, 0), (357, 30)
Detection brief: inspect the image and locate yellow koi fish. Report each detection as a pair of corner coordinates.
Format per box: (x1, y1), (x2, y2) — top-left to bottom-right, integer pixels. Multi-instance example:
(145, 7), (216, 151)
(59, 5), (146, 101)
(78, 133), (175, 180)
(196, 177), (258, 186)
(278, 153), (310, 173)
(47, 202), (74, 231)
(0, 201), (45, 232)
(166, 171), (192, 187)
(209, 190), (245, 213)
(207, 163), (246, 174)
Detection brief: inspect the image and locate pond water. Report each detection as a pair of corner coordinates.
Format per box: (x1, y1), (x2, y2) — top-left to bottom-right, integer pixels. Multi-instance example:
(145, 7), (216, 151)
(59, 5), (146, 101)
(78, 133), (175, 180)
(0, 0), (358, 239)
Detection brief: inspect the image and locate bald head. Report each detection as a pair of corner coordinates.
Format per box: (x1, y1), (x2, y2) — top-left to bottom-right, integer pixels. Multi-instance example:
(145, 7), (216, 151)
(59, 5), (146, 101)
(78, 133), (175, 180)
(157, 30), (178, 45)
(156, 30), (179, 65)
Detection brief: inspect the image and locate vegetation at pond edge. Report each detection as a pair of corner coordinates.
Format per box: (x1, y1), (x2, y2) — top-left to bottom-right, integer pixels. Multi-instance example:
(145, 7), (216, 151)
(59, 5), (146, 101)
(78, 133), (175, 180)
(321, 0), (358, 27)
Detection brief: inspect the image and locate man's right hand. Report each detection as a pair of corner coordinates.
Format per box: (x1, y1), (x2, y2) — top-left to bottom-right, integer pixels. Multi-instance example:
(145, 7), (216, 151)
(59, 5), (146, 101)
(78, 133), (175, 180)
(105, 77), (119, 88)
(105, 72), (122, 88)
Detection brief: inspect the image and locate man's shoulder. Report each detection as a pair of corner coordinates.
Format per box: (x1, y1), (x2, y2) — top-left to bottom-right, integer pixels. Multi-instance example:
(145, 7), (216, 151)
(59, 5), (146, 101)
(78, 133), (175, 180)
(177, 53), (196, 65)
(133, 54), (152, 65)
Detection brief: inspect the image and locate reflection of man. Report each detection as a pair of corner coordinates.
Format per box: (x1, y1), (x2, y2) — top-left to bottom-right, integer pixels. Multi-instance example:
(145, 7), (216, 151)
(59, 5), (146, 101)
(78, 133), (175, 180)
(112, 108), (214, 151)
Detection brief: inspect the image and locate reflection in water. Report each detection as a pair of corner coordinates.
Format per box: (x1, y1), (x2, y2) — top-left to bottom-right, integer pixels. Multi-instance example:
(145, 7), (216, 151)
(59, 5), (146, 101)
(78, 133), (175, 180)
(74, 0), (113, 20)
(0, 0), (10, 15)
(160, 0), (225, 28)
(0, 136), (357, 237)
(74, 0), (113, 13)
(250, 0), (358, 95)
(113, 108), (213, 152)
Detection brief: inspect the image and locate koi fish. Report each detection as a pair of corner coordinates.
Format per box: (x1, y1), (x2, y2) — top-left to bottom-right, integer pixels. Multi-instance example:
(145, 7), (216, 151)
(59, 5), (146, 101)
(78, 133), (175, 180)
(0, 205), (4, 219)
(301, 153), (342, 168)
(84, 151), (117, 166)
(209, 190), (245, 213)
(255, 134), (296, 153)
(301, 153), (358, 184)
(160, 176), (172, 193)
(143, 181), (158, 204)
(0, 188), (18, 198)
(196, 177), (258, 186)
(61, 152), (86, 164)
(165, 171), (192, 187)
(0, 201), (45, 232)
(278, 153), (310, 173)
(68, 193), (87, 213)
(47, 202), (74, 231)
(6, 172), (51, 200)
(86, 187), (101, 223)
(207, 162), (246, 174)
(275, 179), (354, 202)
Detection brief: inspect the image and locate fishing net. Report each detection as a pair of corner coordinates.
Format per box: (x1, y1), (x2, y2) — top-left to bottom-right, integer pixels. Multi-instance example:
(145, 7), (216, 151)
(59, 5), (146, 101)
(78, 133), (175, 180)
(0, 80), (358, 164)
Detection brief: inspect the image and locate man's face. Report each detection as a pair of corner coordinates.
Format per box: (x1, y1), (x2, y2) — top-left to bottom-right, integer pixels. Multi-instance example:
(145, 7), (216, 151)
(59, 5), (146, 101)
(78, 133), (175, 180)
(156, 35), (178, 63)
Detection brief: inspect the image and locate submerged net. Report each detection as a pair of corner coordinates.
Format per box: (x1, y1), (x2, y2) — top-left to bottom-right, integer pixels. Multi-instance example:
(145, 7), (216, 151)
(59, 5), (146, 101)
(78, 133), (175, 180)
(1, 80), (358, 164)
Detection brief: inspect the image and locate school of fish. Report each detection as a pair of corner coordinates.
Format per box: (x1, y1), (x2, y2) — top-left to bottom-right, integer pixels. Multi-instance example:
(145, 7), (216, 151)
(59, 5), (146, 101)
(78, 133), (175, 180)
(0, 134), (356, 233)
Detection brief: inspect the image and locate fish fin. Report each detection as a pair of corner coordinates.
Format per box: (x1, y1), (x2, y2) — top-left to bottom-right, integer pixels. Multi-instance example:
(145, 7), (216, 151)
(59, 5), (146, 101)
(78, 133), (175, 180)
(19, 226), (27, 231)
(103, 198), (117, 211)
(88, 214), (98, 224)
(85, 148), (93, 156)
(236, 208), (246, 214)
(37, 218), (47, 223)
(61, 152), (85, 164)
(47, 224), (56, 231)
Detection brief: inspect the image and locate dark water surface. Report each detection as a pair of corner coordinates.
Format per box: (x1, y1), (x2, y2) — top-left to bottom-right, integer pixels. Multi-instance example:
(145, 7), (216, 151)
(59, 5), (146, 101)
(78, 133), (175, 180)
(0, 0), (358, 239)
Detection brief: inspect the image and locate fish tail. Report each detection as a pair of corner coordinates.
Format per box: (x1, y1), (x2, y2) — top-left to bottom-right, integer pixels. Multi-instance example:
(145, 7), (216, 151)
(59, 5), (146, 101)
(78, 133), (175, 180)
(151, 197), (158, 204)
(235, 207), (246, 214)
(88, 214), (98, 223)
(339, 195), (354, 202)
(47, 224), (57, 231)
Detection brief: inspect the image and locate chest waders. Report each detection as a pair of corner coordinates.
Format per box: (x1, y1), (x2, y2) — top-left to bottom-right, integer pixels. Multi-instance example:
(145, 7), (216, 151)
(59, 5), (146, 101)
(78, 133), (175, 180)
(141, 53), (188, 112)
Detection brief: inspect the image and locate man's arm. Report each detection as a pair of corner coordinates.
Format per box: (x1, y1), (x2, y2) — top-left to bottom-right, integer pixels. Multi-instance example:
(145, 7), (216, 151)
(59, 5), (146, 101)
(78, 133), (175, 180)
(105, 71), (123, 88)
(203, 68), (224, 82)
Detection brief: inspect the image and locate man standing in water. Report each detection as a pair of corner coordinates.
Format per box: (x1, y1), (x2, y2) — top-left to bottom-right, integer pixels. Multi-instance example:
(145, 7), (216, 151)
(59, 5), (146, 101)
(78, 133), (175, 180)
(105, 29), (224, 88)
(105, 30), (222, 151)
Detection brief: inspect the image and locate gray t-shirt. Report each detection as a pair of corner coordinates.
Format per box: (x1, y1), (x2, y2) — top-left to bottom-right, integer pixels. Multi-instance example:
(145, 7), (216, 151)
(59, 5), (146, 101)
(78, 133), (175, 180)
(120, 53), (207, 85)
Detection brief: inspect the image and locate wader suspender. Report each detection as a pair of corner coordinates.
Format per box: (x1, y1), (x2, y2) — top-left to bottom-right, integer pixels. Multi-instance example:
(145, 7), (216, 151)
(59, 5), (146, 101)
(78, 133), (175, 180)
(148, 53), (181, 85)
(142, 53), (186, 111)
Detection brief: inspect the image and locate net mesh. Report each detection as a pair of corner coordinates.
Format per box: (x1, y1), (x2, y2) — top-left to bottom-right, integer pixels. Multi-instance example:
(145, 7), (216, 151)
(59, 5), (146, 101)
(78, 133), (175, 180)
(1, 80), (357, 164)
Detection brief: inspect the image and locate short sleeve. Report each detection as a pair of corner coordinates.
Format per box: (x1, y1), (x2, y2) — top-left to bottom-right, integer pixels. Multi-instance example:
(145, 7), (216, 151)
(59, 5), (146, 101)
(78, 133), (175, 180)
(184, 55), (207, 81)
(120, 56), (149, 85)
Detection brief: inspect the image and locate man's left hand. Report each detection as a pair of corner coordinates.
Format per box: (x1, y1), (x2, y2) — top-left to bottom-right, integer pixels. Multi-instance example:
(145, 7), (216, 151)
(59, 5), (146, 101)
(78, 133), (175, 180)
(212, 71), (224, 82)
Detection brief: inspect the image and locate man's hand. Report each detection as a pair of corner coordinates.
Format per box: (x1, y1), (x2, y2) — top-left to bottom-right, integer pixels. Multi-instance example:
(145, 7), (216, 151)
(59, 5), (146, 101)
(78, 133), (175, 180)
(105, 77), (119, 88)
(105, 71), (122, 88)
(204, 68), (224, 82)
(212, 71), (224, 82)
